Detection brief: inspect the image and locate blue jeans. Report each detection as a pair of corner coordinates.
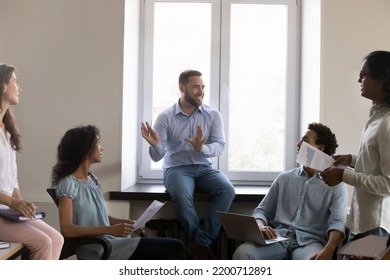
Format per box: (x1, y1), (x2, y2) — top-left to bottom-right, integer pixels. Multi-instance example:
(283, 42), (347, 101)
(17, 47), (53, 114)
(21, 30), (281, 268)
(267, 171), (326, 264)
(163, 164), (235, 247)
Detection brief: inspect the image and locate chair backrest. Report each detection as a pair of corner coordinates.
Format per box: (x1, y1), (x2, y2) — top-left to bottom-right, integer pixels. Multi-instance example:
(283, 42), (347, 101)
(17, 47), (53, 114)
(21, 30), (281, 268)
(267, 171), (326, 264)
(46, 187), (59, 207)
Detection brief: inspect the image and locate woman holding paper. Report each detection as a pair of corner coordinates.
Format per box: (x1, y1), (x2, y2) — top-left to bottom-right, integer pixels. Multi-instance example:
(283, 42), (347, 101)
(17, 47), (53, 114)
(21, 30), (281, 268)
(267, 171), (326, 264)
(52, 125), (185, 259)
(321, 51), (390, 248)
(0, 64), (64, 259)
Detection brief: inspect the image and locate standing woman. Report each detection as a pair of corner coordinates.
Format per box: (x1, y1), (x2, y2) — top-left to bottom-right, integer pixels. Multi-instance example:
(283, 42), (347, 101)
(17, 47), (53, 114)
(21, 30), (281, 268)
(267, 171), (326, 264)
(0, 64), (64, 259)
(321, 51), (390, 244)
(52, 125), (185, 260)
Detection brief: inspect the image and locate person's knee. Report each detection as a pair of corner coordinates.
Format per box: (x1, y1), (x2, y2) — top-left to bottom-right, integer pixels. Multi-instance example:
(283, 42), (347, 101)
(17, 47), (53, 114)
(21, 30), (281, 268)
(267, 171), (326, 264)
(293, 243), (323, 260)
(218, 183), (235, 202)
(27, 234), (53, 256)
(233, 243), (255, 260)
(55, 233), (64, 247)
(226, 184), (236, 199)
(40, 235), (54, 248)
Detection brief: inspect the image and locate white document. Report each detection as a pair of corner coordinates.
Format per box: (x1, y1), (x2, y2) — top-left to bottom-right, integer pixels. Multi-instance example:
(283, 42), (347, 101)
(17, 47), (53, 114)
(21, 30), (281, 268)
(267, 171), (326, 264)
(296, 141), (335, 171)
(132, 200), (166, 230)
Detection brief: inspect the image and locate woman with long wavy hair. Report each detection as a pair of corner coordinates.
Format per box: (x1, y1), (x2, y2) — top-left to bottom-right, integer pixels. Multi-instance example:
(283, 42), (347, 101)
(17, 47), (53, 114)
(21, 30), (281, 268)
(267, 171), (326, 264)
(0, 64), (64, 259)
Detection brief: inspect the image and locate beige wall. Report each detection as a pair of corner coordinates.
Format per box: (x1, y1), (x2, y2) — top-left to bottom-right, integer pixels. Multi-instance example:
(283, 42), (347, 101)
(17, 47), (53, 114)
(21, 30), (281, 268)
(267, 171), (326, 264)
(320, 0), (390, 155)
(1, 0), (390, 221)
(0, 0), (125, 204)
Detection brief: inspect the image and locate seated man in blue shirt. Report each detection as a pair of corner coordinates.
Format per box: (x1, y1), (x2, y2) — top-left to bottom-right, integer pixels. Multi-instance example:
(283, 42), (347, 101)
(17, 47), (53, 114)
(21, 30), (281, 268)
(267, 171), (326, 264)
(141, 69), (236, 260)
(233, 122), (348, 260)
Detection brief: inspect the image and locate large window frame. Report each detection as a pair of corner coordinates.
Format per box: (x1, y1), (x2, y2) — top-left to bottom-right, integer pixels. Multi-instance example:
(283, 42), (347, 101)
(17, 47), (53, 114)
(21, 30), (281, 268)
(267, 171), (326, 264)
(137, 0), (301, 185)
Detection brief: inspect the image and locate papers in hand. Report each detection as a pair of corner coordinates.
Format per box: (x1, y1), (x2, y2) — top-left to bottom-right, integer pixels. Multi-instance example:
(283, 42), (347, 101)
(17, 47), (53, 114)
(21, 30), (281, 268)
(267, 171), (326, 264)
(296, 141), (335, 171)
(132, 200), (166, 230)
(0, 208), (46, 222)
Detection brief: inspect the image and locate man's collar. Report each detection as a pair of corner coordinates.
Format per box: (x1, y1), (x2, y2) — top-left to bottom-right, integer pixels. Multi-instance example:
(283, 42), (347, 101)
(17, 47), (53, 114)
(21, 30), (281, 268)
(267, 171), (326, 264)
(174, 99), (203, 115)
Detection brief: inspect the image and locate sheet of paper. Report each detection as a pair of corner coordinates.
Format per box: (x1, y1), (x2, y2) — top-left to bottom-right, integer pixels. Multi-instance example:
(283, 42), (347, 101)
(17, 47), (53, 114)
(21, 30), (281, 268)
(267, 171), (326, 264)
(296, 141), (335, 171)
(132, 200), (166, 230)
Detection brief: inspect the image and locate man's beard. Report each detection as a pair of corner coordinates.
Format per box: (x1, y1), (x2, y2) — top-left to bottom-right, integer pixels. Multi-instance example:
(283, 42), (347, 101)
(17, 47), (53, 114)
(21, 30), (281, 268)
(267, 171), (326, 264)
(184, 89), (203, 107)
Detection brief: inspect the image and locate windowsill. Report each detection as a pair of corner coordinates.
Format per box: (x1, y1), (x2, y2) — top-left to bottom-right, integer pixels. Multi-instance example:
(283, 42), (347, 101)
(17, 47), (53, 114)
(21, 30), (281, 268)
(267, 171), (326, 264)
(109, 183), (270, 203)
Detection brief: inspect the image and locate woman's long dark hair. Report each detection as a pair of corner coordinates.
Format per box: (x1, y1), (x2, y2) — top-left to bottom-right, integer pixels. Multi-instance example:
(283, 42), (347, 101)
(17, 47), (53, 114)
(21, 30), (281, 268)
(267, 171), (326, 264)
(51, 125), (100, 186)
(0, 64), (22, 151)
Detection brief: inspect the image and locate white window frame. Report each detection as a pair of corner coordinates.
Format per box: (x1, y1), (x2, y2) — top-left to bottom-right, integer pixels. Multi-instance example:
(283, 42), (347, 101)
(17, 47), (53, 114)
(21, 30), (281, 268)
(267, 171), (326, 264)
(138, 0), (300, 185)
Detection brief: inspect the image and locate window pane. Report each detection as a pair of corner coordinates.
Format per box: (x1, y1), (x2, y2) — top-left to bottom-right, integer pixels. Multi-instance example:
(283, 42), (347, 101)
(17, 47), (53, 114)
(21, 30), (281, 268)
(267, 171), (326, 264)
(151, 2), (212, 170)
(139, 0), (299, 181)
(228, 4), (287, 172)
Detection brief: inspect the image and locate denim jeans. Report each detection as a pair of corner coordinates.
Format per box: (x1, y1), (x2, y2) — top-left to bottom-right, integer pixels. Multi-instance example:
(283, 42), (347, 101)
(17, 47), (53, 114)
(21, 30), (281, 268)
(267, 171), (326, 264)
(163, 164), (236, 247)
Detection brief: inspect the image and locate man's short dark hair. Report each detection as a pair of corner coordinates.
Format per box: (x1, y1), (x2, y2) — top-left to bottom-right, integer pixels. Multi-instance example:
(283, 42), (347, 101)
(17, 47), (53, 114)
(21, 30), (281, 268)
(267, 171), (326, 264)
(308, 122), (338, 156)
(178, 70), (202, 85)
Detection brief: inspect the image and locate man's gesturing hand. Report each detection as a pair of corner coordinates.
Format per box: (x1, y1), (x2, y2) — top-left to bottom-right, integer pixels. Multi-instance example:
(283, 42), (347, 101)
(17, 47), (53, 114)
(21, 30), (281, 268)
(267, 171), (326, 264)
(141, 121), (160, 147)
(185, 125), (205, 152)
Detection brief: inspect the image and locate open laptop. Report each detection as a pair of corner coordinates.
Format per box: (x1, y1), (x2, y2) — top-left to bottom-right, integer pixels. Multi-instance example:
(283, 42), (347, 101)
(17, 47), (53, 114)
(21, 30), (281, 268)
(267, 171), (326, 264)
(217, 211), (288, 245)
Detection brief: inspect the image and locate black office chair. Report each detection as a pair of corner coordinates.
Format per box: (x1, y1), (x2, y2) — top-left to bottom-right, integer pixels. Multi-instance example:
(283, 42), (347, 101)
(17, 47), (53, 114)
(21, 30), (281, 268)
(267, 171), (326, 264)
(46, 187), (112, 260)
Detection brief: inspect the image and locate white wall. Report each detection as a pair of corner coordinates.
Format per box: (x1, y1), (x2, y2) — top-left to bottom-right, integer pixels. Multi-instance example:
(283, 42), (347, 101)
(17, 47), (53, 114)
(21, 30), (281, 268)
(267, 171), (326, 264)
(1, 0), (390, 221)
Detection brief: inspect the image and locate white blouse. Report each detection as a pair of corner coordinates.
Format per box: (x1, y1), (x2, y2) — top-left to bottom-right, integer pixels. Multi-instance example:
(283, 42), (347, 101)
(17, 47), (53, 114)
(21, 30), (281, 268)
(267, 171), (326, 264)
(0, 130), (19, 210)
(344, 104), (390, 234)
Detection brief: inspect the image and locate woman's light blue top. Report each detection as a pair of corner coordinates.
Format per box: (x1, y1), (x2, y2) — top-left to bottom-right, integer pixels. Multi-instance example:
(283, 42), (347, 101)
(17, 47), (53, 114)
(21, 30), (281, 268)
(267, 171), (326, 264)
(56, 175), (140, 259)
